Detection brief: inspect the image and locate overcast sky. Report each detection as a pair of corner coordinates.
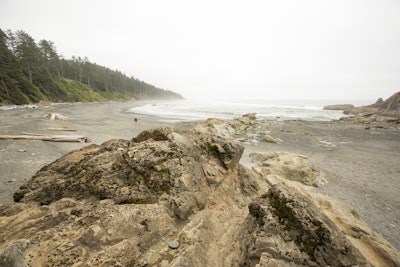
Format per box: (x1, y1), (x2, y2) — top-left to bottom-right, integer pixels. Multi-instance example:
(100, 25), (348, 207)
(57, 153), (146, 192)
(1, 0), (399, 101)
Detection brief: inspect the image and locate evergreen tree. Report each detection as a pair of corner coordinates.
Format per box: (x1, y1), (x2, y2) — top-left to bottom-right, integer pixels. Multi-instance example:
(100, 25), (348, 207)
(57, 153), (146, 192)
(38, 39), (62, 78)
(0, 29), (43, 104)
(0, 28), (183, 105)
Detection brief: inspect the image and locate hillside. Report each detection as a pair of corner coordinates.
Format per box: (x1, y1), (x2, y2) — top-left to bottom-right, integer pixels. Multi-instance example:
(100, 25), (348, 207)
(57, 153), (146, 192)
(368, 91), (400, 115)
(0, 29), (182, 105)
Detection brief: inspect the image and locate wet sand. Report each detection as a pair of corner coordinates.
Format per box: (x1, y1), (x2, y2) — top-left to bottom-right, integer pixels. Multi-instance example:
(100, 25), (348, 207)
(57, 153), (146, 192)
(0, 101), (399, 250)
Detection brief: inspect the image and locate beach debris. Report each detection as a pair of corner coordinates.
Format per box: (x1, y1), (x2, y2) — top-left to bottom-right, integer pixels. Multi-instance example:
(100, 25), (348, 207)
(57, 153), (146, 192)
(317, 139), (337, 149)
(47, 127), (77, 131)
(262, 134), (282, 143)
(44, 112), (68, 121)
(168, 240), (180, 249)
(0, 132), (91, 143)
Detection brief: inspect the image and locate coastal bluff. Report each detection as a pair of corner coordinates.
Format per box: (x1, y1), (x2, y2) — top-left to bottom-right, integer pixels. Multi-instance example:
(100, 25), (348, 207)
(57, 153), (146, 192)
(1, 116), (399, 266)
(337, 91), (400, 129)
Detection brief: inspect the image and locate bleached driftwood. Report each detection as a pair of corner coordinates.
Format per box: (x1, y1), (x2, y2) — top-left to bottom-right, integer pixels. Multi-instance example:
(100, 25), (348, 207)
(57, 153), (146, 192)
(43, 113), (69, 121)
(0, 132), (91, 143)
(48, 127), (77, 131)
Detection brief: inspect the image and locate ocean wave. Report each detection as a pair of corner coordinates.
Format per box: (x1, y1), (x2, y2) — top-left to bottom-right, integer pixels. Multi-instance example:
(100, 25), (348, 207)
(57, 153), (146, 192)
(129, 99), (344, 122)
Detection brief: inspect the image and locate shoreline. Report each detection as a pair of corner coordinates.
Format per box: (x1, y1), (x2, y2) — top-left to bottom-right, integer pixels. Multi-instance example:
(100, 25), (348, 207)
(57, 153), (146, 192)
(0, 100), (399, 250)
(0, 101), (189, 203)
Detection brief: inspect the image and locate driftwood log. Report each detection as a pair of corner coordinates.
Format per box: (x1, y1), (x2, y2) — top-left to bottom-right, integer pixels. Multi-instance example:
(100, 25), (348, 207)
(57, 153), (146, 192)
(43, 113), (68, 121)
(0, 132), (90, 143)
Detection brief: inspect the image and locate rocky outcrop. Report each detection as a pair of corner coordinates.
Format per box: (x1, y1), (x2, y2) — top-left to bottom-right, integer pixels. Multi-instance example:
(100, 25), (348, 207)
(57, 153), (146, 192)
(237, 183), (400, 266)
(341, 91), (400, 128)
(369, 92), (400, 112)
(1, 117), (399, 266)
(13, 126), (247, 221)
(369, 97), (385, 109)
(192, 113), (257, 138)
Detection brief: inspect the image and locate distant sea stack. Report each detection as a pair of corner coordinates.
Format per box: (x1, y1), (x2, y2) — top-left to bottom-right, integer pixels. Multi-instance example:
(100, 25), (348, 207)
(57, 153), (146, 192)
(323, 104), (355, 111)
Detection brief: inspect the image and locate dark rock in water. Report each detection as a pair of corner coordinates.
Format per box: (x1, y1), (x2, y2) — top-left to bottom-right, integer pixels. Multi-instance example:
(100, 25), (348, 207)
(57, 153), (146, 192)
(168, 240), (180, 249)
(242, 113), (257, 120)
(323, 104), (355, 111)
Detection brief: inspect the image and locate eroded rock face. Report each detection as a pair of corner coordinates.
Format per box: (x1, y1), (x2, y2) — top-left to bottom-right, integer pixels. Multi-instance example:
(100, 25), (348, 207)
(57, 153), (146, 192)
(242, 185), (366, 266)
(1, 117), (400, 266)
(249, 152), (327, 186)
(235, 182), (400, 267)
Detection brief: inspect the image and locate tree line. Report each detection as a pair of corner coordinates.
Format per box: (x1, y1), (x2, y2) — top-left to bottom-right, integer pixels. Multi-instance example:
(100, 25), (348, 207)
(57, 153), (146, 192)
(0, 29), (182, 105)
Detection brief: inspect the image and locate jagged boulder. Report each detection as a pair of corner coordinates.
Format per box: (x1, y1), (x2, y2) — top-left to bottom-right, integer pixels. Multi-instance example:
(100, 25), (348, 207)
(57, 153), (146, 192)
(370, 97), (385, 108)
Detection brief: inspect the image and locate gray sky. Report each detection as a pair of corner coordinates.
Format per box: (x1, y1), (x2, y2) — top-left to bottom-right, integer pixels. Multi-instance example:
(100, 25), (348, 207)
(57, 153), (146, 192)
(1, 0), (399, 101)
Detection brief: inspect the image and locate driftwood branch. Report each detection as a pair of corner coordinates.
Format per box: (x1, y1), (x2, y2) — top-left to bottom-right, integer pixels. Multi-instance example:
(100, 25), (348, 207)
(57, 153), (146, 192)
(47, 127), (77, 132)
(0, 132), (91, 143)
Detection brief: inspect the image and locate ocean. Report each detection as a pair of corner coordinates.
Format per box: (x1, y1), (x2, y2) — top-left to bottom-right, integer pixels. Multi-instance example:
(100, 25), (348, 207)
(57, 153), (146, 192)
(129, 99), (369, 123)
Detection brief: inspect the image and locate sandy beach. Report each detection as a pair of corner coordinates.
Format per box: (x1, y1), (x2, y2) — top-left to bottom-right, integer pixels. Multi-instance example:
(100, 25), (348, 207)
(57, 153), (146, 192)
(0, 101), (399, 250)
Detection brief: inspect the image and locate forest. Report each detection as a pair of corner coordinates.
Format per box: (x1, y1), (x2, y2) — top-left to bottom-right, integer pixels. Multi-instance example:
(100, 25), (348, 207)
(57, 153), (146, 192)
(0, 29), (182, 105)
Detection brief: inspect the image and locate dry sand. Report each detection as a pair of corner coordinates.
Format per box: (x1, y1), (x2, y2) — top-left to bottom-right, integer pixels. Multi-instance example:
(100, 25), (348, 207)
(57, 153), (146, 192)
(0, 101), (399, 250)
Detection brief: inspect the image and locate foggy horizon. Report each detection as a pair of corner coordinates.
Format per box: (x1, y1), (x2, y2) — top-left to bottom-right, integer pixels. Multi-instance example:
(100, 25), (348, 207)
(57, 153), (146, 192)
(1, 0), (399, 102)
